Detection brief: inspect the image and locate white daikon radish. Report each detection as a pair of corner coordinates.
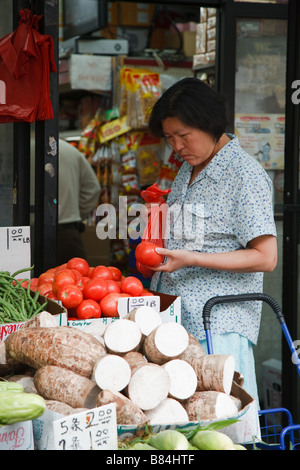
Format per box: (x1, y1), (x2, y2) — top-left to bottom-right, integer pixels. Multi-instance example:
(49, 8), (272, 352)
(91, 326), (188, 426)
(103, 319), (142, 355)
(144, 398), (189, 425)
(92, 354), (131, 392)
(162, 359), (197, 401)
(143, 322), (189, 365)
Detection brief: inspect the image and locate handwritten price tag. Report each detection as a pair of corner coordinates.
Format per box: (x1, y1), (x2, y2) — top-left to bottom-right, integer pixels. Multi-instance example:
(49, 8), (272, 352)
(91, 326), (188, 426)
(118, 295), (160, 318)
(0, 227), (31, 277)
(53, 404), (118, 451)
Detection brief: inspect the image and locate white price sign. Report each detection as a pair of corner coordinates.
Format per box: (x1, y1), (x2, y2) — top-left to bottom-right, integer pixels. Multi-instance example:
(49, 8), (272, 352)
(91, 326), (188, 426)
(53, 404), (118, 451)
(0, 227), (31, 277)
(118, 295), (160, 318)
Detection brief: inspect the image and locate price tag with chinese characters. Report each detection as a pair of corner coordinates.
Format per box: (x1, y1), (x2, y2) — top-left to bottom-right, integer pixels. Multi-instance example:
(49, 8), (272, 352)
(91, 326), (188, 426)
(0, 227), (31, 277)
(53, 404), (118, 451)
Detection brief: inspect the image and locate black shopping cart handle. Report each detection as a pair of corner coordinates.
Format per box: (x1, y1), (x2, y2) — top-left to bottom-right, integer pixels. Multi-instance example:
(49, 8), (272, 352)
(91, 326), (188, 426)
(202, 292), (285, 331)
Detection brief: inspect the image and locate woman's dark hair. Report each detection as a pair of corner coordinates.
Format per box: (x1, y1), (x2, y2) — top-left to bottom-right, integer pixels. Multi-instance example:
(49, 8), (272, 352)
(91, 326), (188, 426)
(148, 77), (227, 141)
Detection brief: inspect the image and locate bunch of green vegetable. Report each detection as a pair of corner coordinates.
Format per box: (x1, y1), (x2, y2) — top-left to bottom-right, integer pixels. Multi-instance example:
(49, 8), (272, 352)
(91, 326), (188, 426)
(0, 380), (46, 426)
(119, 420), (247, 451)
(0, 267), (47, 324)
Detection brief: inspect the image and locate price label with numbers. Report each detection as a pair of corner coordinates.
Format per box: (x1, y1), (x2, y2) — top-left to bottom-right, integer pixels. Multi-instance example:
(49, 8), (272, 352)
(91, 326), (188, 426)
(53, 404), (118, 451)
(118, 295), (160, 318)
(0, 227), (31, 277)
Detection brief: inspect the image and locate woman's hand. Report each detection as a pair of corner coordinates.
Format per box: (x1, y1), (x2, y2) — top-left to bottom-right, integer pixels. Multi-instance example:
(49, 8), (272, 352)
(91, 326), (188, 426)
(150, 247), (193, 273)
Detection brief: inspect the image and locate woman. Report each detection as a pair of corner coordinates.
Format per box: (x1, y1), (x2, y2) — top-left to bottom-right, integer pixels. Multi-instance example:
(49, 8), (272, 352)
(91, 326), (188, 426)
(147, 77), (277, 404)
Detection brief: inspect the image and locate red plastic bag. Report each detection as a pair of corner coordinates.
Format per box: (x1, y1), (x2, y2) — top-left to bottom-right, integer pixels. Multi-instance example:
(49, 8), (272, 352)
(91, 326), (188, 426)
(136, 183), (171, 277)
(0, 9), (56, 123)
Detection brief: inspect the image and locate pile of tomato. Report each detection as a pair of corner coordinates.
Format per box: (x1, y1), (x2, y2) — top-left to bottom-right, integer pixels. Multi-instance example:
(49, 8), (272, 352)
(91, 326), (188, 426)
(23, 257), (153, 319)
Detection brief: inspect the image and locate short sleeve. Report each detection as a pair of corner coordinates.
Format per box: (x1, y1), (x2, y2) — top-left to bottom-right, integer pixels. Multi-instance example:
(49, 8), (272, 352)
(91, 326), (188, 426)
(232, 169), (277, 247)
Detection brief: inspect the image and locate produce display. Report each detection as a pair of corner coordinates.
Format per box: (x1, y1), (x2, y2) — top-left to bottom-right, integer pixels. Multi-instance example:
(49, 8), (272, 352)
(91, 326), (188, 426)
(7, 257), (154, 320)
(0, 259), (251, 450)
(0, 268), (48, 324)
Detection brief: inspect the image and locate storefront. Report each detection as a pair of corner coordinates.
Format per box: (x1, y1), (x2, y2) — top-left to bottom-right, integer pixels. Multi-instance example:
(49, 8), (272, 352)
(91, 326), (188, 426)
(0, 0), (299, 441)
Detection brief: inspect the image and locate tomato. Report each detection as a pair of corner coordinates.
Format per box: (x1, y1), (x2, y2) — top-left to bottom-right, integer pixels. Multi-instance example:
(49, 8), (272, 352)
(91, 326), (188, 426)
(52, 271), (76, 295)
(140, 289), (154, 296)
(121, 276), (143, 297)
(46, 291), (58, 300)
(136, 260), (154, 279)
(99, 293), (128, 317)
(76, 299), (101, 319)
(107, 266), (122, 281)
(83, 277), (108, 301)
(38, 283), (54, 297)
(135, 241), (164, 267)
(57, 284), (83, 309)
(67, 257), (90, 277)
(28, 278), (39, 291)
(91, 265), (114, 280)
(105, 280), (121, 294)
(38, 271), (55, 286)
(76, 276), (90, 291)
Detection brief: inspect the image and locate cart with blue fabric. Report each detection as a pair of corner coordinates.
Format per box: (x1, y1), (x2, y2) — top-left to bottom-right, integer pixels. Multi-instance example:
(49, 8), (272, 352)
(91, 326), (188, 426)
(202, 293), (300, 450)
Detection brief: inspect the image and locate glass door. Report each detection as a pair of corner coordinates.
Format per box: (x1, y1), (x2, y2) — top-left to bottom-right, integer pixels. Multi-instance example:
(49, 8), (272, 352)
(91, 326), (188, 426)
(234, 17), (287, 410)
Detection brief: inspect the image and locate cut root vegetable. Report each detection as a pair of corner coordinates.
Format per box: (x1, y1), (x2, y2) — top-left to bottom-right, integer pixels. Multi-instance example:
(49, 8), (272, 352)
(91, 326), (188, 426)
(97, 389), (147, 425)
(103, 319), (142, 355)
(143, 322), (189, 365)
(162, 359), (197, 401)
(5, 326), (106, 378)
(179, 332), (205, 364)
(92, 354), (131, 392)
(184, 390), (239, 421)
(190, 354), (235, 395)
(144, 397), (189, 425)
(23, 311), (58, 328)
(123, 351), (148, 374)
(82, 321), (107, 339)
(127, 363), (170, 410)
(34, 365), (100, 409)
(126, 306), (162, 337)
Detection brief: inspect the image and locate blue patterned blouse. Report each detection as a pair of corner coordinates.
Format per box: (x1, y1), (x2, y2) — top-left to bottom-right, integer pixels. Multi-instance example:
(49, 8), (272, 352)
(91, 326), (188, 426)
(150, 135), (277, 345)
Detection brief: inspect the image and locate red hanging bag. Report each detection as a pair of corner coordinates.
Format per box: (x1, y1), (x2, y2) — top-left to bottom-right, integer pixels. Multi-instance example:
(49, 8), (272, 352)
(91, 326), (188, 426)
(0, 9), (56, 123)
(136, 183), (171, 278)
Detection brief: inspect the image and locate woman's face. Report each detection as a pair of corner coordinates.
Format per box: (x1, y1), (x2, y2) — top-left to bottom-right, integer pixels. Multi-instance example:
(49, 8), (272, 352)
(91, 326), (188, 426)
(162, 117), (217, 168)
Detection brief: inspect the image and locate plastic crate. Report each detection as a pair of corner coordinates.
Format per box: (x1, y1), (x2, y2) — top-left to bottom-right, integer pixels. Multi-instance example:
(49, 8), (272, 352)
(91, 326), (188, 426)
(253, 408), (300, 450)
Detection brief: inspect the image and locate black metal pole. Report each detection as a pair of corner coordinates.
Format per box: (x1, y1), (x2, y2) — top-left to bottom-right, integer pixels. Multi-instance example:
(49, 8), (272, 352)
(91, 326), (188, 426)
(33, 0), (59, 275)
(282, 0), (300, 422)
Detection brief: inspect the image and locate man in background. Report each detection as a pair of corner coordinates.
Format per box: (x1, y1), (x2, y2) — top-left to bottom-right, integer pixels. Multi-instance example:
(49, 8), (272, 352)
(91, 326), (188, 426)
(57, 138), (100, 264)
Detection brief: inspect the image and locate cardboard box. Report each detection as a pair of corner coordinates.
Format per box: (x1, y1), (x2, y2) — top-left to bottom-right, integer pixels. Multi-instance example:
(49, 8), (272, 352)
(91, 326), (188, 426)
(0, 295), (67, 342)
(0, 420), (34, 451)
(68, 291), (181, 329)
(117, 379), (261, 445)
(118, 2), (155, 27)
(262, 358), (282, 409)
(33, 373), (259, 450)
(165, 31), (196, 57)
